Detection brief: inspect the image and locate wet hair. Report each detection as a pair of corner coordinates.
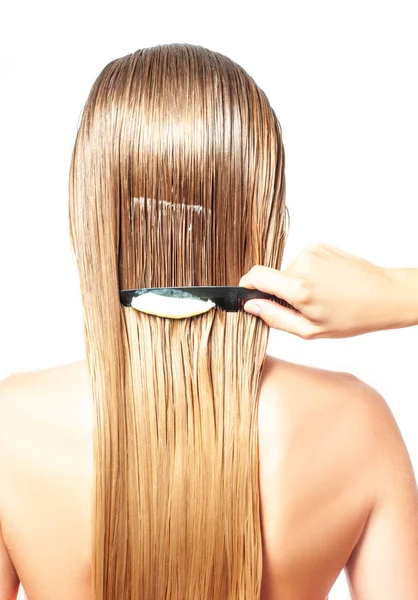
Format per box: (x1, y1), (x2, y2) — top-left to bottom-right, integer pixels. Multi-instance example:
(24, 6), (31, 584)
(69, 43), (287, 599)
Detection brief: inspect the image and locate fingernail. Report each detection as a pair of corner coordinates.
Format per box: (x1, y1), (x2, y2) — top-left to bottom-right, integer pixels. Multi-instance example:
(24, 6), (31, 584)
(244, 301), (261, 316)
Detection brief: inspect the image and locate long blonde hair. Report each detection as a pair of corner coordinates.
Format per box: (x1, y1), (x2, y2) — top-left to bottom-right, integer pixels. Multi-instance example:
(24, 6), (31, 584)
(69, 44), (287, 599)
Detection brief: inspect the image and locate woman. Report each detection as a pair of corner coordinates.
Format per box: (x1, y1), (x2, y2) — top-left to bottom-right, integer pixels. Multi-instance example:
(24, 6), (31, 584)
(0, 44), (417, 600)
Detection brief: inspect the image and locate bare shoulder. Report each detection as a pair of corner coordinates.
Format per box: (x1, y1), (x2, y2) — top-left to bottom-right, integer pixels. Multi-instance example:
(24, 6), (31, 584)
(0, 360), (90, 423)
(0, 359), (93, 515)
(0, 361), (93, 598)
(258, 355), (418, 597)
(259, 354), (404, 460)
(258, 355), (389, 507)
(259, 354), (414, 489)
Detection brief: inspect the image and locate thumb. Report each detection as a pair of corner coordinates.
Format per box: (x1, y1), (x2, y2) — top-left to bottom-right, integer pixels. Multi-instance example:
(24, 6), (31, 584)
(243, 299), (319, 340)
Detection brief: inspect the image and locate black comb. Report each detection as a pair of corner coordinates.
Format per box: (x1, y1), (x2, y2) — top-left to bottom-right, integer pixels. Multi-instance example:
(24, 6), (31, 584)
(120, 287), (297, 312)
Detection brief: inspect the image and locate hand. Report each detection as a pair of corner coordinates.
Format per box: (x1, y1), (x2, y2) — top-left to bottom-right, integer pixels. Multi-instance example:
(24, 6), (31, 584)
(239, 243), (418, 339)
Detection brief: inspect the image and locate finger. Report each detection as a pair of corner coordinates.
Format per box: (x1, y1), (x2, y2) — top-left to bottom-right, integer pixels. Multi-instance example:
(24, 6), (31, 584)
(243, 299), (320, 340)
(239, 266), (303, 305)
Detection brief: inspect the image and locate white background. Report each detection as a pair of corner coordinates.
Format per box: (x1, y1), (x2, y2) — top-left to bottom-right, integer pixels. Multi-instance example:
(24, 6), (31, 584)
(1, 1), (417, 598)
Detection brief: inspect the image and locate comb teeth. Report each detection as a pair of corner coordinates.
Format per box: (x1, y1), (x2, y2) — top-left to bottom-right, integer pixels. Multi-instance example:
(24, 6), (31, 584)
(276, 297), (294, 310)
(237, 297), (245, 311)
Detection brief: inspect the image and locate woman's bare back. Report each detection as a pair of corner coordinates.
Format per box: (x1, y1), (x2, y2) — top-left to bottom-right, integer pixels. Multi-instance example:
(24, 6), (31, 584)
(0, 355), (417, 600)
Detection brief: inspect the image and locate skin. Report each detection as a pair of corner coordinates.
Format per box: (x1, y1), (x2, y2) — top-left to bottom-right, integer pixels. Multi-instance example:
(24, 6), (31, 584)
(0, 356), (417, 600)
(240, 243), (418, 339)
